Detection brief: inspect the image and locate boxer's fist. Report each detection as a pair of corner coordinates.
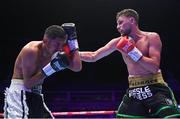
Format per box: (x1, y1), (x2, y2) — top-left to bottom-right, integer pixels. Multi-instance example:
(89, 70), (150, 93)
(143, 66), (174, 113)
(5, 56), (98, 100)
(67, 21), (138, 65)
(61, 23), (79, 52)
(42, 51), (69, 76)
(116, 36), (142, 62)
(62, 23), (77, 40)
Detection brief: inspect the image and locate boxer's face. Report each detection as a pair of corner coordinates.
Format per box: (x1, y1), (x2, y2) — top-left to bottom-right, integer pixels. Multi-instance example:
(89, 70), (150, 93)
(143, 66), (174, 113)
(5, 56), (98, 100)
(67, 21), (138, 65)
(44, 35), (67, 55)
(116, 16), (132, 36)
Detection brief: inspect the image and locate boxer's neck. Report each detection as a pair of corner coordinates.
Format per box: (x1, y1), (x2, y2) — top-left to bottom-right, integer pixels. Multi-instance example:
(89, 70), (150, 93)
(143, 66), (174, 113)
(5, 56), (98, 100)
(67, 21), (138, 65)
(41, 42), (51, 59)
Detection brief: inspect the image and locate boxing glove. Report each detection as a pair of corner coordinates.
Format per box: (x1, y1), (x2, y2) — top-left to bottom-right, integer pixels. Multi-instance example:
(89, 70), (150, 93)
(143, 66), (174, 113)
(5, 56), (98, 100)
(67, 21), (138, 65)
(42, 51), (69, 76)
(116, 36), (142, 62)
(61, 23), (79, 52)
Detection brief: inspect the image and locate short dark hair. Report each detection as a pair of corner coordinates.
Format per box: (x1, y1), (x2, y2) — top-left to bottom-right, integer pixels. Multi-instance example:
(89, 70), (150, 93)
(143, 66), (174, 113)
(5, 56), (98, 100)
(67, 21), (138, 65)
(44, 25), (66, 39)
(116, 9), (139, 24)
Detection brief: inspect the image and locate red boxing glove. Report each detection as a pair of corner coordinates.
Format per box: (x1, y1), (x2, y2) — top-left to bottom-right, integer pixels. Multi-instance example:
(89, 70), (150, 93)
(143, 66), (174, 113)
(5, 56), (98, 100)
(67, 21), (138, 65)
(63, 44), (77, 60)
(116, 36), (142, 62)
(63, 44), (70, 54)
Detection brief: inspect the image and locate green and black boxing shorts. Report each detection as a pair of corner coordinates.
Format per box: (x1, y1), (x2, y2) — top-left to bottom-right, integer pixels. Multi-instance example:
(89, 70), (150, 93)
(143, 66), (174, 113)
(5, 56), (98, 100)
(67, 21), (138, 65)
(116, 72), (180, 118)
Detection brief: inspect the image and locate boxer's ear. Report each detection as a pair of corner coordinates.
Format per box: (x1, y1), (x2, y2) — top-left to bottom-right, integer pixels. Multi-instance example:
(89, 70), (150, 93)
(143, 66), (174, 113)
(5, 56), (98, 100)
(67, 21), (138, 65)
(129, 17), (135, 24)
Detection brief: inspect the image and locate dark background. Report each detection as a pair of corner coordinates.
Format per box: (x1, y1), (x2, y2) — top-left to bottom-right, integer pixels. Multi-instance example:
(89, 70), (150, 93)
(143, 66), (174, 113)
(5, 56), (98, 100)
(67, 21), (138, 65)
(0, 0), (180, 109)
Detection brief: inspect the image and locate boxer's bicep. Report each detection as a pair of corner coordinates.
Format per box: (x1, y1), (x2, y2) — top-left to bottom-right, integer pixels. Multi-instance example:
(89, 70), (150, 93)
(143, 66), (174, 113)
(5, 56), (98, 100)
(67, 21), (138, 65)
(95, 38), (119, 60)
(149, 33), (162, 66)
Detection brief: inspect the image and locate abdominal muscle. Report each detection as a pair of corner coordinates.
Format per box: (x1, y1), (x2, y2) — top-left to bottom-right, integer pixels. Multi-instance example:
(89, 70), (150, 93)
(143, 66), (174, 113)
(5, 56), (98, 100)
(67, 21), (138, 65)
(122, 55), (158, 76)
(127, 63), (153, 76)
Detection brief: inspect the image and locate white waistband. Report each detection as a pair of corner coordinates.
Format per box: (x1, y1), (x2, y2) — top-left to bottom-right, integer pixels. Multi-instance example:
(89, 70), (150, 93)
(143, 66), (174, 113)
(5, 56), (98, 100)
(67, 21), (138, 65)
(9, 79), (31, 92)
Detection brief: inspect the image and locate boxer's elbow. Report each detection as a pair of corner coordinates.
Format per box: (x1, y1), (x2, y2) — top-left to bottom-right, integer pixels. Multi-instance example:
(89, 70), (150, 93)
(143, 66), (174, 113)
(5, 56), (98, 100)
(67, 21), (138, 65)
(150, 64), (160, 74)
(24, 78), (44, 89)
(73, 68), (82, 72)
(71, 67), (82, 72)
(24, 81), (32, 89)
(73, 63), (82, 72)
(91, 52), (99, 62)
(69, 61), (82, 72)
(150, 68), (159, 74)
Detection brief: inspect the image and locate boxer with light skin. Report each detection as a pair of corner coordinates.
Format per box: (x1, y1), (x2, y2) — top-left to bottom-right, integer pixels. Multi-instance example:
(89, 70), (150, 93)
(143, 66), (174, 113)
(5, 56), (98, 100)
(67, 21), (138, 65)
(4, 24), (82, 118)
(79, 9), (180, 118)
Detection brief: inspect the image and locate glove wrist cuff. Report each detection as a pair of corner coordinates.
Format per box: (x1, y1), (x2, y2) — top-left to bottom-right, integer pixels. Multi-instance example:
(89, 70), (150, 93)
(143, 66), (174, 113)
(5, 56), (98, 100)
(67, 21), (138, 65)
(42, 63), (56, 77)
(68, 39), (79, 51)
(128, 47), (143, 62)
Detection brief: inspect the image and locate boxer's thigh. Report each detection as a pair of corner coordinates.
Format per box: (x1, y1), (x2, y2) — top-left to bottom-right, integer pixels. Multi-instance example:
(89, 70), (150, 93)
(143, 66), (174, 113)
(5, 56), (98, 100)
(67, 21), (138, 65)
(116, 94), (149, 118)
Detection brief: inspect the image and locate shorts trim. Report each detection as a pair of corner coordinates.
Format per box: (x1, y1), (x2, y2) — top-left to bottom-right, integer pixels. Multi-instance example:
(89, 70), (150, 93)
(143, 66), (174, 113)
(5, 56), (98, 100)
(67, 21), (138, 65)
(21, 90), (25, 118)
(163, 113), (180, 119)
(151, 106), (177, 116)
(116, 113), (146, 118)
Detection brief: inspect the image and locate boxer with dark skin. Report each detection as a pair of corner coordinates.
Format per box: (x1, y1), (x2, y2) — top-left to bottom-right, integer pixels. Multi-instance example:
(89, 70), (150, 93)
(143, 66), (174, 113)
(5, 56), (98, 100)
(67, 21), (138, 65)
(13, 27), (81, 89)
(4, 24), (82, 118)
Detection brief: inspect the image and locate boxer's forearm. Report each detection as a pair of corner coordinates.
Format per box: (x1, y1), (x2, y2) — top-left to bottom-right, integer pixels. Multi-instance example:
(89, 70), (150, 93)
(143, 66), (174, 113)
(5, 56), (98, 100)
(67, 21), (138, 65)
(24, 71), (46, 89)
(79, 51), (97, 62)
(68, 51), (82, 72)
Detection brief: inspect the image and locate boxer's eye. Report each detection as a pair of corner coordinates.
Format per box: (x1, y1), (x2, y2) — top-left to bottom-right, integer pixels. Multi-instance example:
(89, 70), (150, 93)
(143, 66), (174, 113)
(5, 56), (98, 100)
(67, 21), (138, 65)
(118, 21), (123, 25)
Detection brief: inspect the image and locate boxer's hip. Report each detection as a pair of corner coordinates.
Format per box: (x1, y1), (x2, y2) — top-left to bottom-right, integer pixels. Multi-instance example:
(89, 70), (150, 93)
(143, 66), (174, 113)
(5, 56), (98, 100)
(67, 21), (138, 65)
(8, 79), (32, 92)
(9, 79), (42, 94)
(4, 79), (53, 118)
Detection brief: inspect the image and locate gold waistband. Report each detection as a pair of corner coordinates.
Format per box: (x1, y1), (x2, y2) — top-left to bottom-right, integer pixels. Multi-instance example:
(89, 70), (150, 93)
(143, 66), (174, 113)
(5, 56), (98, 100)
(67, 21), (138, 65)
(128, 72), (167, 88)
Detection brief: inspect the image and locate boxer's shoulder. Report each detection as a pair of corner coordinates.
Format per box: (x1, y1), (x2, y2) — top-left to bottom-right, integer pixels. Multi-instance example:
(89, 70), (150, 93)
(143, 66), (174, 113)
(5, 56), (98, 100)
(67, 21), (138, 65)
(22, 41), (42, 53)
(110, 37), (121, 44)
(19, 42), (41, 60)
(24, 41), (42, 49)
(142, 31), (160, 39)
(114, 36), (121, 40)
(146, 32), (161, 45)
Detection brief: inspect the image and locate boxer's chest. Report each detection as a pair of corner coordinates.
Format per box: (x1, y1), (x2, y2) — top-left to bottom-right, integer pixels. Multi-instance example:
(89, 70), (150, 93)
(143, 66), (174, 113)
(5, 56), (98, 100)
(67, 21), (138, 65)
(36, 55), (51, 71)
(135, 38), (149, 56)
